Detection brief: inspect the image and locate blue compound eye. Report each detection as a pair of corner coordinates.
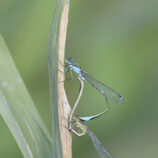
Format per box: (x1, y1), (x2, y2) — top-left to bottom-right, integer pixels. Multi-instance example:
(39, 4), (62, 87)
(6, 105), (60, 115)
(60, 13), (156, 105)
(67, 57), (73, 62)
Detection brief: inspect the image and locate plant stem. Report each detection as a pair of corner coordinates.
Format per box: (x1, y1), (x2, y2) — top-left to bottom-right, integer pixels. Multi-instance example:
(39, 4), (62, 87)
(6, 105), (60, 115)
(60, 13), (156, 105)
(57, 0), (72, 158)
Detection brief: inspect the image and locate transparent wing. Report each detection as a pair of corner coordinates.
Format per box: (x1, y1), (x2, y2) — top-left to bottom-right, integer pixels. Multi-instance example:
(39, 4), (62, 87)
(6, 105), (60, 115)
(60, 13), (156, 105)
(81, 71), (124, 104)
(87, 129), (114, 158)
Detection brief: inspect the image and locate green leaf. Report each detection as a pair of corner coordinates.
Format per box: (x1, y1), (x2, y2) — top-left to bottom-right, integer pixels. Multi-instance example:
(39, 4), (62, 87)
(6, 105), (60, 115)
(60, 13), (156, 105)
(0, 35), (52, 158)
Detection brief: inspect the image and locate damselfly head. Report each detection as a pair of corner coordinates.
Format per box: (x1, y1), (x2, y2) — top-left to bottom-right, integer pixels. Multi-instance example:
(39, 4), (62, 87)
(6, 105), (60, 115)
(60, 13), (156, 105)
(65, 57), (73, 65)
(73, 115), (81, 122)
(74, 114), (81, 120)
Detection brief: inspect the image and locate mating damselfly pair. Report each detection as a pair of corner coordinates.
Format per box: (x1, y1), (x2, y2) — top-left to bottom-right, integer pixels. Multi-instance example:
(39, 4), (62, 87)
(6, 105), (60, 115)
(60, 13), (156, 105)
(64, 57), (124, 158)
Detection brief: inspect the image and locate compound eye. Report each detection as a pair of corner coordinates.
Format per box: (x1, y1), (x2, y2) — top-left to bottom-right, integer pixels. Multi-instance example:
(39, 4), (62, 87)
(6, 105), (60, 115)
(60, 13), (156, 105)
(68, 57), (73, 62)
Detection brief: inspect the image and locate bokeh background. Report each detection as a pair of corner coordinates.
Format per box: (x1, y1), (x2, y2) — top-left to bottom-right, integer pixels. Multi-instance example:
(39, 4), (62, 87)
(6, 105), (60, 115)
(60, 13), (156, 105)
(0, 0), (158, 158)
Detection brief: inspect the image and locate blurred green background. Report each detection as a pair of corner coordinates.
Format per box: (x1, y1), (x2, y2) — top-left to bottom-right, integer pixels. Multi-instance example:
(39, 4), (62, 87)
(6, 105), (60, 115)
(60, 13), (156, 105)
(0, 0), (158, 158)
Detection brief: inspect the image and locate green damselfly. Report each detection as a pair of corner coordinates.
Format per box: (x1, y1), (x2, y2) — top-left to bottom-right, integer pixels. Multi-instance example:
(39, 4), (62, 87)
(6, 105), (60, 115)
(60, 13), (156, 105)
(71, 115), (115, 158)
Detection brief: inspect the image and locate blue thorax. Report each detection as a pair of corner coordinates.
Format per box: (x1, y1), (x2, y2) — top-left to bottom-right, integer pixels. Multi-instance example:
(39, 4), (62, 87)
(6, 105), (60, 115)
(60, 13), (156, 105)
(70, 64), (85, 80)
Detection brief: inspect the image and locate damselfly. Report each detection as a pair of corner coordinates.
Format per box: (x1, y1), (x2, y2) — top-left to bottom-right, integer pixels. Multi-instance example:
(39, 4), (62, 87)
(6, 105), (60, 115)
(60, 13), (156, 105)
(71, 115), (115, 158)
(65, 57), (123, 123)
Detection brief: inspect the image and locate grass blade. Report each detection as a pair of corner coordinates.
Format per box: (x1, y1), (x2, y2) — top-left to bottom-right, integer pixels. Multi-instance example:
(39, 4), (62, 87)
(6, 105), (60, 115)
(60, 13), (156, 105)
(0, 35), (52, 158)
(48, 0), (71, 157)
